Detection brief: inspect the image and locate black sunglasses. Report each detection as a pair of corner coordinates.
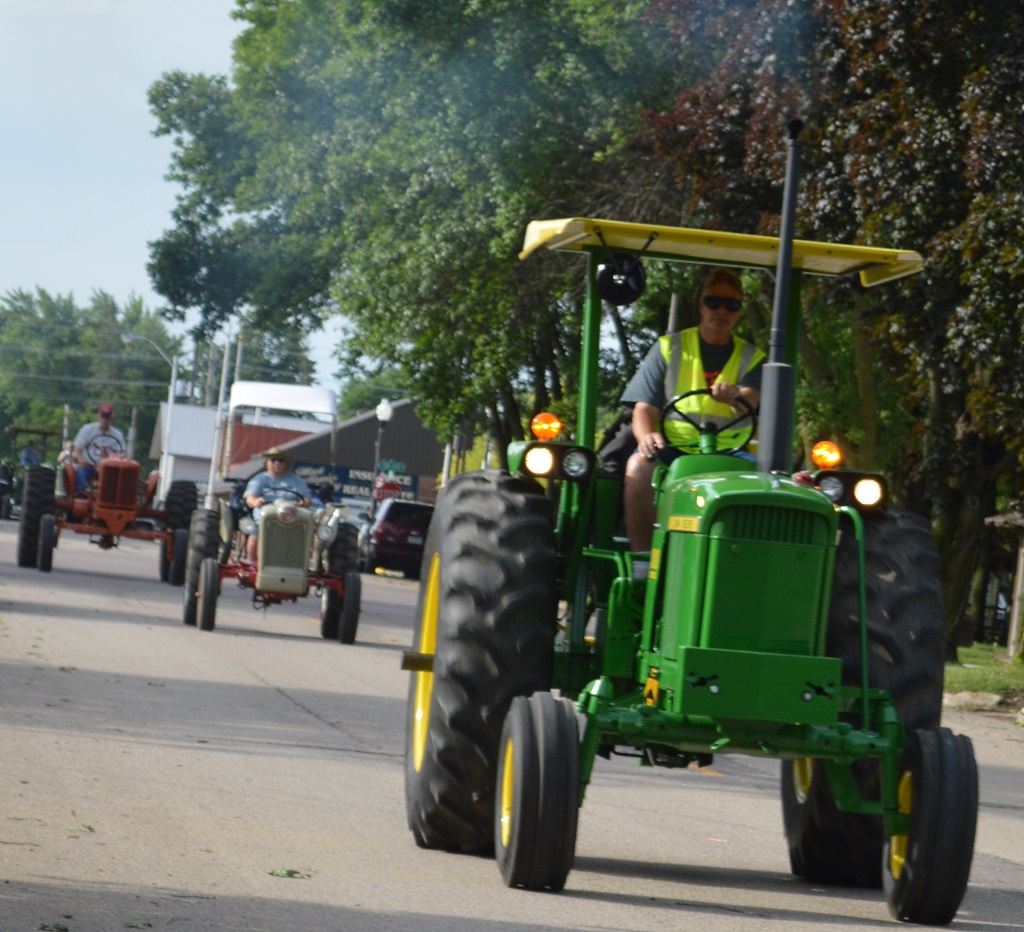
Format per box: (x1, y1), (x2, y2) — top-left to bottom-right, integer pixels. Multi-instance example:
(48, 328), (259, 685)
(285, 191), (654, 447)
(268, 456), (287, 463)
(702, 295), (743, 312)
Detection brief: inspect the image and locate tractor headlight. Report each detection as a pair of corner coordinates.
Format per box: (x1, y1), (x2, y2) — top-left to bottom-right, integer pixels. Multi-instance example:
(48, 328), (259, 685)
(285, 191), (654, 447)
(524, 445), (556, 476)
(513, 441), (595, 482)
(562, 449), (591, 479)
(814, 469), (888, 510)
(316, 522), (336, 543)
(853, 477), (884, 507)
(240, 515), (257, 535)
(818, 476), (845, 503)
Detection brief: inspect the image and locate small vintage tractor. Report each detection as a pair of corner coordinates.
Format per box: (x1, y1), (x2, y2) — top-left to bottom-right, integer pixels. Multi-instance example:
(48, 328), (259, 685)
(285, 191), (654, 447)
(402, 127), (977, 925)
(182, 497), (362, 643)
(16, 454), (197, 582)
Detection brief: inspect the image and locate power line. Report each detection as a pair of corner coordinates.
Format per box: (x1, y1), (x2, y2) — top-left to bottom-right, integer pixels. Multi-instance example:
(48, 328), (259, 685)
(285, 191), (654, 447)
(1, 373), (169, 388)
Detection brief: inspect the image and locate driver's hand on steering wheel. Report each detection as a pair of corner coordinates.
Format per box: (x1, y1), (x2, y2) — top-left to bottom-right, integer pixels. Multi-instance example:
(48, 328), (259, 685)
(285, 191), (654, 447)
(711, 381), (742, 406)
(639, 431), (666, 462)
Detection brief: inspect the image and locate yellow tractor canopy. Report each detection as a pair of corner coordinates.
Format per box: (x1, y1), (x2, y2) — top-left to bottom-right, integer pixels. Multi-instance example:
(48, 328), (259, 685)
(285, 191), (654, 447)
(520, 217), (922, 287)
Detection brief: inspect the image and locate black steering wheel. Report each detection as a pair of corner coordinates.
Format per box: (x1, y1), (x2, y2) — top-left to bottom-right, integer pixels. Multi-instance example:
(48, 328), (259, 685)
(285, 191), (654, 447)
(85, 433), (125, 465)
(263, 486), (306, 503)
(659, 388), (757, 456)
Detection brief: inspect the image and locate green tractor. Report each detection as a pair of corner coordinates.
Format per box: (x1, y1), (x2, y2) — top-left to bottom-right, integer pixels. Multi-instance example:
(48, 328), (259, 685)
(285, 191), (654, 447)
(402, 128), (977, 925)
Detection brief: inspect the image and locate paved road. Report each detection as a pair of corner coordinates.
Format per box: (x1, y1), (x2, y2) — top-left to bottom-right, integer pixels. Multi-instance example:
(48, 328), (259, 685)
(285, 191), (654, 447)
(1, 519), (1022, 931)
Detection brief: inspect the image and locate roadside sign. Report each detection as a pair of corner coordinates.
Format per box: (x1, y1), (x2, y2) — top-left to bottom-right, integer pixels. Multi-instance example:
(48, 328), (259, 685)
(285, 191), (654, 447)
(373, 481), (402, 502)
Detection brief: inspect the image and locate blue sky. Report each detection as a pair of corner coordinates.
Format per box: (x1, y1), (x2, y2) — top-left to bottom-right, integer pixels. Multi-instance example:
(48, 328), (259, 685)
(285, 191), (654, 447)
(0, 0), (339, 383)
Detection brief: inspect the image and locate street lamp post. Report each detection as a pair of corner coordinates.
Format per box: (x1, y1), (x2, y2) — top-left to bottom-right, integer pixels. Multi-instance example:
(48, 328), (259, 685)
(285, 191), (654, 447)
(122, 332), (178, 503)
(373, 398), (394, 483)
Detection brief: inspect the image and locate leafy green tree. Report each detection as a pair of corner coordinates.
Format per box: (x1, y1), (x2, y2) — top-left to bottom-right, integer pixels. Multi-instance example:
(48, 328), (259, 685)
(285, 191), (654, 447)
(642, 0), (1024, 655)
(0, 290), (180, 472)
(147, 0), (685, 449)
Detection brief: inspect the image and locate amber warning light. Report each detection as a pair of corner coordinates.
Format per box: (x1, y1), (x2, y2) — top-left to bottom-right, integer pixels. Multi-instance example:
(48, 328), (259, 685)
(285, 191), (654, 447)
(811, 440), (843, 469)
(531, 413), (562, 441)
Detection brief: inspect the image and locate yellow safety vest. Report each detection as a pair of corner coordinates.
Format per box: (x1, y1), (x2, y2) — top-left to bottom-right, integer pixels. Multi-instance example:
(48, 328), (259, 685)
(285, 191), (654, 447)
(659, 328), (764, 449)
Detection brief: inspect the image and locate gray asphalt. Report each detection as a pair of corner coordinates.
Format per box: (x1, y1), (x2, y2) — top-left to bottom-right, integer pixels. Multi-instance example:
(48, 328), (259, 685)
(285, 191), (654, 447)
(1, 519), (1021, 931)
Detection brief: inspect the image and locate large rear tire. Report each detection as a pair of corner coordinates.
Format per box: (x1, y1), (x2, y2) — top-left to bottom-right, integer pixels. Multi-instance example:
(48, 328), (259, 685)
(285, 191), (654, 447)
(320, 523), (358, 640)
(17, 466), (55, 569)
(165, 480), (198, 529)
(168, 527), (189, 586)
(782, 506), (946, 888)
(404, 470), (557, 853)
(184, 508), (220, 626)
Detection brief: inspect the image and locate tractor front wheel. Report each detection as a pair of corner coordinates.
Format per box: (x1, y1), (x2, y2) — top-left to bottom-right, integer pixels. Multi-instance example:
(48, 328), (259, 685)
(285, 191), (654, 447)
(197, 557), (219, 632)
(495, 692), (579, 891)
(340, 571), (361, 645)
(883, 728), (977, 924)
(404, 470), (557, 853)
(320, 587), (341, 640)
(38, 513), (56, 573)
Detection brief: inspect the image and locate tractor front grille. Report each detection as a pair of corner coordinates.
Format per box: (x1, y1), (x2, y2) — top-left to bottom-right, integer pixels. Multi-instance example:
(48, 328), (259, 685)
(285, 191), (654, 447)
(97, 461), (140, 508)
(710, 505), (829, 547)
(259, 520), (311, 570)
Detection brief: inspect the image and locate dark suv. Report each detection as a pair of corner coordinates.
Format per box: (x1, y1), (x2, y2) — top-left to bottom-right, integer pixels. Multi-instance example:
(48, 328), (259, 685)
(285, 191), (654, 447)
(358, 498), (434, 578)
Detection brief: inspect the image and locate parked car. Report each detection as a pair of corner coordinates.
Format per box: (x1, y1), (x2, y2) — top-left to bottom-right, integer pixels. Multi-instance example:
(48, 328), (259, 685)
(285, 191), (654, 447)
(358, 498), (434, 578)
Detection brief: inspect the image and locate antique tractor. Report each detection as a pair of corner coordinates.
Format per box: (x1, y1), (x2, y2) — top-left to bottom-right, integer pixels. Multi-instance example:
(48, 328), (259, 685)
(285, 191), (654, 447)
(16, 455), (197, 582)
(402, 128), (977, 925)
(182, 497), (362, 643)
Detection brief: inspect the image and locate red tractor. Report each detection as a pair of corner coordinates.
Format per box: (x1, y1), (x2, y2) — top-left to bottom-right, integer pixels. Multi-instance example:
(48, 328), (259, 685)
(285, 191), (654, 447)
(16, 456), (198, 583)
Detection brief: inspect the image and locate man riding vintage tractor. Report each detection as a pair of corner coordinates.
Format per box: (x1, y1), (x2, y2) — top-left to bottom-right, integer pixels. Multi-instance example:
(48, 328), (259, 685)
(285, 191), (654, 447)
(401, 126), (977, 925)
(181, 492), (362, 642)
(180, 382), (360, 641)
(16, 446), (197, 582)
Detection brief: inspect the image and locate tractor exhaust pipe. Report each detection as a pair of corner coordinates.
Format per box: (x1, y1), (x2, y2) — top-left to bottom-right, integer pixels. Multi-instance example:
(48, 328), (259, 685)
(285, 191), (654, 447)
(757, 119), (804, 474)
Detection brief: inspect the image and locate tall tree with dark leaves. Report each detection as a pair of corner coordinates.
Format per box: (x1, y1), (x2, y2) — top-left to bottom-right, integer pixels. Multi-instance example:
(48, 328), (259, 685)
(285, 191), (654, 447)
(643, 0), (1024, 654)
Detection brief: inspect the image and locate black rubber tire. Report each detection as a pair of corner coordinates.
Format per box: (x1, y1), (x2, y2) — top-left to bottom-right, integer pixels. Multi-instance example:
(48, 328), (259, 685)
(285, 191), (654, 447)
(158, 536), (170, 582)
(329, 522), (359, 575)
(320, 586), (341, 640)
(320, 523), (359, 639)
(883, 728), (978, 924)
(404, 469), (557, 853)
(495, 692), (579, 891)
(38, 513), (56, 573)
(198, 557), (219, 632)
(164, 480), (198, 529)
(340, 571), (361, 645)
(168, 527), (189, 586)
(782, 506), (946, 888)
(17, 466), (55, 569)
(183, 584), (198, 627)
(184, 508), (221, 626)
(2, 494), (11, 520)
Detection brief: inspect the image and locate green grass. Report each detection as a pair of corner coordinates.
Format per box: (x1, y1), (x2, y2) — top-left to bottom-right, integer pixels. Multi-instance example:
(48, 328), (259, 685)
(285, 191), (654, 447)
(944, 642), (1023, 707)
